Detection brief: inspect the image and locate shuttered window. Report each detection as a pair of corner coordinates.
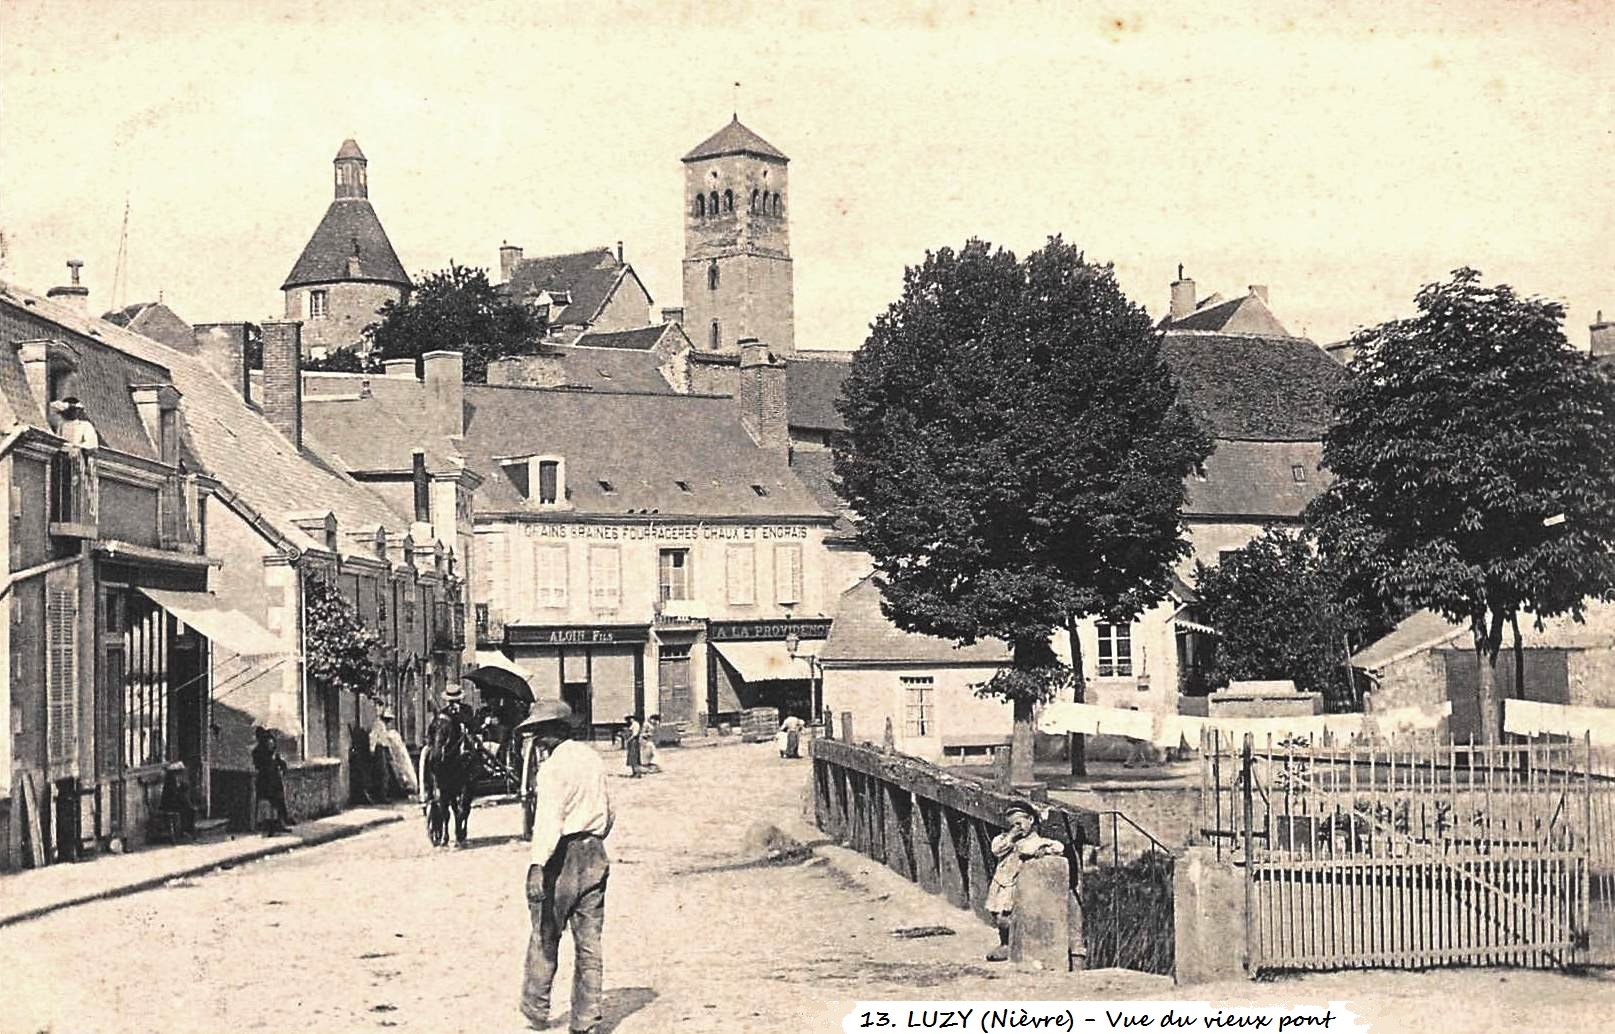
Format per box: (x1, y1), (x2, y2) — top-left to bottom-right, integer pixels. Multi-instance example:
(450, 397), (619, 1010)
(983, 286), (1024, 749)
(658, 549), (691, 602)
(46, 577), (79, 767)
(480, 532), (507, 613)
(725, 545), (755, 605)
(534, 544), (568, 608)
(589, 545), (621, 611)
(774, 544), (803, 605)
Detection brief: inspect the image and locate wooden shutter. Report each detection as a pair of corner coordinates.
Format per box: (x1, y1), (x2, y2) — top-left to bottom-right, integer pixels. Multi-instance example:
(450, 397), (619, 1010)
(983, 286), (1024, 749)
(726, 545), (755, 605)
(774, 544), (802, 605)
(535, 545), (567, 608)
(590, 546), (620, 610)
(46, 573), (80, 769)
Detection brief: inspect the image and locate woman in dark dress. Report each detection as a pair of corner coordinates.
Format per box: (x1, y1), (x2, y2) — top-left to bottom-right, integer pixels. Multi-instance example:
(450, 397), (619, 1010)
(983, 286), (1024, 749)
(251, 727), (295, 833)
(622, 714), (643, 778)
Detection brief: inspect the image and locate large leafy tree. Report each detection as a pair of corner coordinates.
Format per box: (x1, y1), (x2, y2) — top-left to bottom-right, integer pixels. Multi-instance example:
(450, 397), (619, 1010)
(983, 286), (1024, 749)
(1194, 527), (1398, 711)
(834, 238), (1211, 783)
(303, 570), (382, 701)
(364, 262), (545, 382)
(1308, 268), (1615, 742)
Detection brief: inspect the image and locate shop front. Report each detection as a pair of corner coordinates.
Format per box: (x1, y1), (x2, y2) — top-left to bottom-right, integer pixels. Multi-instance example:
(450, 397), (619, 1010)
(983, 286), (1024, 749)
(707, 617), (831, 724)
(504, 623), (649, 740)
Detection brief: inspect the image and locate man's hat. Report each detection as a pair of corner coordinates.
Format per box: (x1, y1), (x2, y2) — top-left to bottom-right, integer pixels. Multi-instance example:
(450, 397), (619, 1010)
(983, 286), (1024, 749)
(443, 683), (465, 702)
(380, 707), (395, 720)
(525, 699), (574, 727)
(1004, 799), (1040, 822)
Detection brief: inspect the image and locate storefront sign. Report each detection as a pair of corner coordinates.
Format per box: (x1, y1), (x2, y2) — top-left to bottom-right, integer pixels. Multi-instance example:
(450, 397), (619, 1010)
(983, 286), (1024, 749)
(507, 623), (652, 646)
(523, 521), (811, 542)
(709, 618), (833, 642)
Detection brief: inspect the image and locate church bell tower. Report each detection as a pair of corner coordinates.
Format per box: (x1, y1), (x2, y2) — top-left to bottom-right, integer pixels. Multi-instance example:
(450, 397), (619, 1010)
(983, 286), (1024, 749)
(680, 116), (795, 356)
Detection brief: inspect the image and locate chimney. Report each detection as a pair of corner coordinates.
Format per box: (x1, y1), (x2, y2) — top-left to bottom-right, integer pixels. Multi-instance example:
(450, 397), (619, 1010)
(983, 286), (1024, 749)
(46, 260), (89, 311)
(616, 241), (624, 264)
(1248, 284), (1270, 304)
(1169, 264), (1195, 320)
(1592, 310), (1615, 359)
(260, 320), (303, 449)
(661, 307), (685, 325)
(192, 322), (252, 400)
(738, 338), (788, 455)
(14, 340), (51, 417)
(486, 352), (567, 388)
(412, 448), (430, 522)
(383, 358), (416, 379)
(421, 350), (464, 439)
(499, 242), (523, 284)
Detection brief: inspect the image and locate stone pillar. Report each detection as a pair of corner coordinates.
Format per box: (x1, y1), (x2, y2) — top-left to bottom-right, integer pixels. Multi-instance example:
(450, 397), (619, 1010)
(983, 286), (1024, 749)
(1011, 854), (1073, 972)
(1172, 846), (1248, 985)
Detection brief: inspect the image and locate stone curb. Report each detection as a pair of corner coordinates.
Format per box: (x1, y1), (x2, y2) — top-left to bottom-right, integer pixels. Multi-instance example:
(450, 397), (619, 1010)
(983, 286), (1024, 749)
(0, 811), (404, 929)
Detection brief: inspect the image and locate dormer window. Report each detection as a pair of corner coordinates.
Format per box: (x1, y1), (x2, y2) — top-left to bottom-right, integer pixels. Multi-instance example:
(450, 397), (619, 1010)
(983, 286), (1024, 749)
(598, 479), (616, 494)
(1291, 464), (1307, 483)
(538, 460), (560, 505)
(751, 484), (768, 497)
(675, 480), (691, 493)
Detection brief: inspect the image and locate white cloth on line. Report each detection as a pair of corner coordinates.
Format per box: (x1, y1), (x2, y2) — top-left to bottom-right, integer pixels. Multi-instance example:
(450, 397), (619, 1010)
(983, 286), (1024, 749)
(1504, 699), (1615, 745)
(1037, 701), (1153, 741)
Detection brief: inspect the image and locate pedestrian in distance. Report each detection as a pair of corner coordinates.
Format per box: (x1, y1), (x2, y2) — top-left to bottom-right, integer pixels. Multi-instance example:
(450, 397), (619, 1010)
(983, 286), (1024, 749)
(519, 701), (614, 1034)
(984, 800), (1064, 962)
(251, 727), (295, 834)
(622, 714), (643, 778)
(776, 713), (806, 759)
(639, 713), (661, 774)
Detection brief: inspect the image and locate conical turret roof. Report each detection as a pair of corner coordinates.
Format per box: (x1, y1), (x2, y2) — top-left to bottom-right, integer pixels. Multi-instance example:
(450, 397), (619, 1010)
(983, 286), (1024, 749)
(282, 199), (410, 290)
(682, 116), (788, 163)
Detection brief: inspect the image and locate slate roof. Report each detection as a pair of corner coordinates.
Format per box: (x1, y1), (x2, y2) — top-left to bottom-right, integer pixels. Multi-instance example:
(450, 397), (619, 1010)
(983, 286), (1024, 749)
(1185, 439), (1327, 518)
(460, 384), (830, 519)
(1354, 602), (1615, 671)
(682, 116), (788, 163)
(552, 345), (674, 394)
(1163, 293), (1292, 337)
(1164, 334), (1345, 441)
(820, 575), (1012, 665)
(573, 325), (667, 351)
(335, 138), (366, 161)
(785, 356), (851, 432)
(101, 301), (195, 352)
(282, 199), (411, 290)
(303, 393), (463, 474)
(787, 450), (857, 537)
(1, 283), (407, 550)
(503, 249), (629, 327)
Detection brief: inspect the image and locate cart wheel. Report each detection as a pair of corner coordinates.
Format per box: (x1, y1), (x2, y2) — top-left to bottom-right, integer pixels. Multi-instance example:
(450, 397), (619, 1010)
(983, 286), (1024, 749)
(521, 740), (538, 840)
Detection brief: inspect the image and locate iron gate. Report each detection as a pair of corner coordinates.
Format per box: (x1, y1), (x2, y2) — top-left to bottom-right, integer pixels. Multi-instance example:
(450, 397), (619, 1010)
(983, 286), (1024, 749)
(1201, 730), (1610, 972)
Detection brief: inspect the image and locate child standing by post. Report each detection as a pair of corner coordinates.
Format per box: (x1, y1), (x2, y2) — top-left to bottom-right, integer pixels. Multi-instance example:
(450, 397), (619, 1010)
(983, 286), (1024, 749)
(985, 800), (1065, 962)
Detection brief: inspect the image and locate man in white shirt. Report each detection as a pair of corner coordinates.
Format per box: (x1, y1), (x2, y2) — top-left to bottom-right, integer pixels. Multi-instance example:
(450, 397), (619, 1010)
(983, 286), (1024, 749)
(520, 703), (613, 1034)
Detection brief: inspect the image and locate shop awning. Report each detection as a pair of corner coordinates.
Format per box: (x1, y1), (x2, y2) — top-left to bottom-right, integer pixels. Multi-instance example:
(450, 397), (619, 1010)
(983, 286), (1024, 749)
(138, 588), (284, 657)
(711, 639), (820, 683)
(1174, 617), (1219, 636)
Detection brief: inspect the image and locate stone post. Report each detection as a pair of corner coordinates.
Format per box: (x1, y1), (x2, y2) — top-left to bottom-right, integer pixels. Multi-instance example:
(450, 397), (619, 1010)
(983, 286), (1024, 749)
(1011, 855), (1073, 971)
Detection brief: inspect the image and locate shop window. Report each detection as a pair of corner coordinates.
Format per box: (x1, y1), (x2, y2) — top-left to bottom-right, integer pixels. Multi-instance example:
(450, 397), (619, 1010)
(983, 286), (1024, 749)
(901, 675), (934, 737)
(124, 595), (170, 768)
(659, 548), (691, 602)
(1097, 622), (1133, 678)
(726, 544), (756, 605)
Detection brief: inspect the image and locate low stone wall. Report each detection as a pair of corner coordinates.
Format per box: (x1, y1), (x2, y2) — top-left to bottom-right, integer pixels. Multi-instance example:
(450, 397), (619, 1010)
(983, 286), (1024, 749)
(211, 758), (343, 832)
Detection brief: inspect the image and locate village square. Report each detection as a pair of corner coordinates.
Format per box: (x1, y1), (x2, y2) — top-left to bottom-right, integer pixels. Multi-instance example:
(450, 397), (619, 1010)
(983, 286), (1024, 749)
(1, 3), (1614, 1033)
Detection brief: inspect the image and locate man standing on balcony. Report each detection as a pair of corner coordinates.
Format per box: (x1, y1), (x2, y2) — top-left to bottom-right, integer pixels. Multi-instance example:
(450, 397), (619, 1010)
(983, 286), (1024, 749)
(50, 396), (100, 522)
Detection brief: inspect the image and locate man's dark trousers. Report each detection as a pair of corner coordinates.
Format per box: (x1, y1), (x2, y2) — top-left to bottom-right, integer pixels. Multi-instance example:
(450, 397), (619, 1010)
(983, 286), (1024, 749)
(522, 834), (608, 1031)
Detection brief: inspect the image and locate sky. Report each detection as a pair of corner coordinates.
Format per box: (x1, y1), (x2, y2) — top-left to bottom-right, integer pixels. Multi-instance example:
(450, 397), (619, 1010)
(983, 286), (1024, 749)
(1, 0), (1611, 350)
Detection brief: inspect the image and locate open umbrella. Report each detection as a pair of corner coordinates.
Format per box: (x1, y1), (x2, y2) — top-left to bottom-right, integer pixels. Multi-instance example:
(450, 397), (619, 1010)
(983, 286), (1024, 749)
(462, 664), (534, 704)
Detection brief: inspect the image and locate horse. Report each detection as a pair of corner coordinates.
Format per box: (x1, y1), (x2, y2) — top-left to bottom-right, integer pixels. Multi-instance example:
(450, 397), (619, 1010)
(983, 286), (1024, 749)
(421, 709), (478, 847)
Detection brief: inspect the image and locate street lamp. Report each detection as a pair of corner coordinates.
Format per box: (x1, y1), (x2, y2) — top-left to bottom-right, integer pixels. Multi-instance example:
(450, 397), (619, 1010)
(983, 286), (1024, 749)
(784, 630), (824, 726)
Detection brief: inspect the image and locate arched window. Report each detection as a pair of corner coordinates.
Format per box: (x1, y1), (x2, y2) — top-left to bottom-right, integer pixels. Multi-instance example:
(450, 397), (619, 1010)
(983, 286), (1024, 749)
(695, 194), (706, 218)
(709, 191), (719, 215)
(750, 189), (759, 213)
(772, 193), (782, 217)
(708, 261), (720, 291)
(710, 320), (721, 351)
(723, 189), (733, 212)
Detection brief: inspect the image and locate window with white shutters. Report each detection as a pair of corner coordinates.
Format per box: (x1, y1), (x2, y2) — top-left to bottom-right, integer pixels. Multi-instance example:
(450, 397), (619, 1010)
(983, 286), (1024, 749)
(589, 545), (621, 611)
(774, 543), (803, 605)
(725, 544), (756, 605)
(534, 544), (568, 608)
(46, 576), (79, 768)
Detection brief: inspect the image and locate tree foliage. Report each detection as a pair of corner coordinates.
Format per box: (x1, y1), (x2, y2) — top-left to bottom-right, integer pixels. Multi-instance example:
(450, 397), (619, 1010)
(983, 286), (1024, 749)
(303, 570), (383, 700)
(363, 262), (545, 383)
(1194, 528), (1397, 711)
(834, 238), (1211, 775)
(1307, 268), (1615, 739)
(304, 347), (378, 374)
